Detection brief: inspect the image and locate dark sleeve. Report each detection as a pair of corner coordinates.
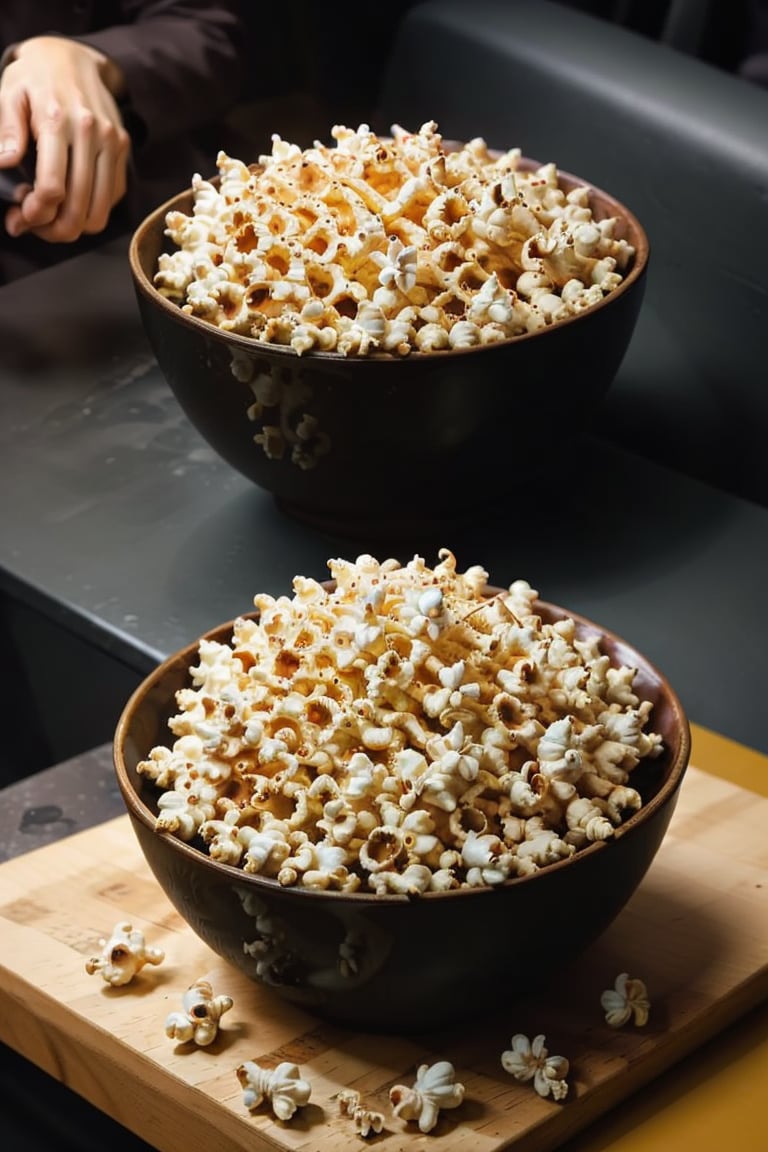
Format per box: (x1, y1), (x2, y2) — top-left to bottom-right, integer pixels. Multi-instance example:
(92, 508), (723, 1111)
(76, 1), (247, 145)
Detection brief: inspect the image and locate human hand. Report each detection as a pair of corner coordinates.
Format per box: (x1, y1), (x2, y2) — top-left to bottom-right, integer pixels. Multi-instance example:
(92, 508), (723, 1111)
(0, 35), (131, 243)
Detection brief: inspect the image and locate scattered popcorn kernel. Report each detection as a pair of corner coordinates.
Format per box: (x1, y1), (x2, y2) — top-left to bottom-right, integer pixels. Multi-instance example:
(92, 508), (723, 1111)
(501, 1033), (570, 1101)
(337, 1088), (385, 1138)
(165, 978), (233, 1046)
(390, 1060), (465, 1133)
(155, 122), (634, 357)
(85, 920), (165, 986)
(601, 971), (651, 1027)
(237, 1059), (311, 1121)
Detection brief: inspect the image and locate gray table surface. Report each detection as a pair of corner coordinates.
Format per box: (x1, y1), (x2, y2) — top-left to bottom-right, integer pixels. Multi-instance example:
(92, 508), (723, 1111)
(1, 235), (767, 759)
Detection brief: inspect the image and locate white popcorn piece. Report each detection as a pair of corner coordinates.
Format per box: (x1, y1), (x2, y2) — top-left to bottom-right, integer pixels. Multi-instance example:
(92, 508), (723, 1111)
(368, 861), (435, 895)
(165, 978), (233, 1046)
(601, 971), (651, 1027)
(85, 920), (165, 986)
(154, 776), (218, 839)
(501, 1033), (570, 1101)
(236, 1059), (311, 1121)
(337, 1088), (385, 1138)
(154, 122), (635, 359)
(137, 548), (663, 893)
(389, 1060), (465, 1133)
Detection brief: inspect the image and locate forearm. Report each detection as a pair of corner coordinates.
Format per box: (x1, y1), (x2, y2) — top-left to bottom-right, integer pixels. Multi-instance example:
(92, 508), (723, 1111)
(75, 2), (246, 145)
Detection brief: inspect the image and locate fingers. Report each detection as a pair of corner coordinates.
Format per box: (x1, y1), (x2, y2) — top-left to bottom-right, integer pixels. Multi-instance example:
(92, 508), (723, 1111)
(1, 37), (131, 244)
(10, 103), (70, 231)
(86, 128), (129, 234)
(0, 82), (31, 171)
(10, 108), (130, 241)
(33, 106), (98, 237)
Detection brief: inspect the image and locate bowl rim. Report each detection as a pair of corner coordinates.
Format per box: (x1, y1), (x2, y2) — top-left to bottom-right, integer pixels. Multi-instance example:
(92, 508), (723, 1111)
(113, 590), (690, 905)
(128, 147), (650, 363)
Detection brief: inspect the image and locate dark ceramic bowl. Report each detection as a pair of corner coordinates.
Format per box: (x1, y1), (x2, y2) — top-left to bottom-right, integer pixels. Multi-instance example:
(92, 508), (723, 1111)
(113, 591), (689, 1034)
(128, 157), (649, 537)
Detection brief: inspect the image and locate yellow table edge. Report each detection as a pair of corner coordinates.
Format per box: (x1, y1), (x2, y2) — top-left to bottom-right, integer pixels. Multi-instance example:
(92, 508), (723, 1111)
(560, 720), (768, 1152)
(690, 721), (768, 798)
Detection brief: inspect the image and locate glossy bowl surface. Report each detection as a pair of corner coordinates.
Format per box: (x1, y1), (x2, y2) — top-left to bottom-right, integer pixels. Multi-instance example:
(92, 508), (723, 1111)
(129, 157), (649, 536)
(113, 593), (689, 1033)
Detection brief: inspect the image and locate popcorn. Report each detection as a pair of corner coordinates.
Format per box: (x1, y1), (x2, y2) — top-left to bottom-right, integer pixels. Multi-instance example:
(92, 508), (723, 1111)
(165, 978), (233, 1046)
(154, 121), (635, 357)
(85, 921), (165, 986)
(237, 1059), (312, 1120)
(390, 1060), (465, 1133)
(500, 1034), (570, 1101)
(336, 1088), (385, 1138)
(600, 971), (651, 1027)
(137, 549), (663, 893)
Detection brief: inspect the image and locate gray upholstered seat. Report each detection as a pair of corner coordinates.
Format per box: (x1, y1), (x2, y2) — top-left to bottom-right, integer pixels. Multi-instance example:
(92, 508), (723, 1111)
(375, 0), (768, 506)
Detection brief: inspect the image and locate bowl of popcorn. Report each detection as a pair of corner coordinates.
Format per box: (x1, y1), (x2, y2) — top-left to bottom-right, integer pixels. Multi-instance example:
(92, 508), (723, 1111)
(128, 121), (649, 536)
(113, 548), (689, 1033)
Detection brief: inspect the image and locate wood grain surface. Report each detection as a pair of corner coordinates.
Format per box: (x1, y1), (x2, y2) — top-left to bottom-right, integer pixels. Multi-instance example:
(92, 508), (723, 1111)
(0, 765), (766, 1152)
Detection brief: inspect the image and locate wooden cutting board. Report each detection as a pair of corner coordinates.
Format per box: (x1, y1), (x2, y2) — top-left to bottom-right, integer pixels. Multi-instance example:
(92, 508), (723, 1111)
(1, 765), (766, 1152)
